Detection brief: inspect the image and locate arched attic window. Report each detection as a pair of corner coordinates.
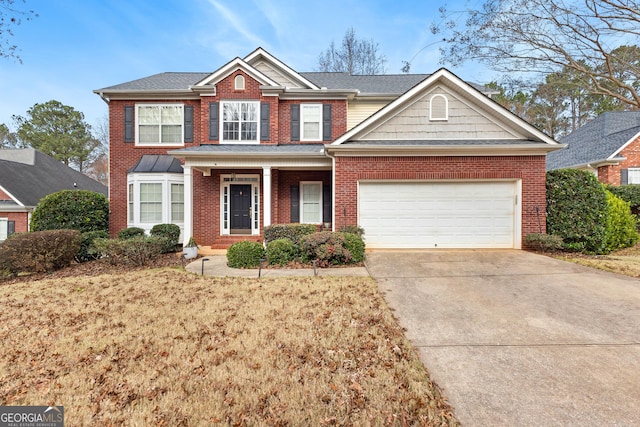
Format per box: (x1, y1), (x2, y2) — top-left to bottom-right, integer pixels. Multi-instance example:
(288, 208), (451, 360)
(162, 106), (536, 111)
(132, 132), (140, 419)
(429, 94), (448, 121)
(234, 74), (245, 90)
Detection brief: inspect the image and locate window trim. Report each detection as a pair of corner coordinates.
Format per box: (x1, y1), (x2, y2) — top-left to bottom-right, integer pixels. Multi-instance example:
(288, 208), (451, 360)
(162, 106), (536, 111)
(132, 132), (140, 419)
(0, 218), (7, 241)
(429, 94), (449, 121)
(300, 103), (323, 141)
(127, 173), (185, 235)
(234, 74), (245, 90)
(220, 100), (260, 144)
(135, 103), (185, 146)
(300, 181), (323, 224)
(628, 167), (640, 184)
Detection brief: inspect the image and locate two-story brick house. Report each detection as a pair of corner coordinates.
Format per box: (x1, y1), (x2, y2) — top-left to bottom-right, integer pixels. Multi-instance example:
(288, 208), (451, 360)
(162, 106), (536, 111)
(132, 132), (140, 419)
(95, 48), (560, 249)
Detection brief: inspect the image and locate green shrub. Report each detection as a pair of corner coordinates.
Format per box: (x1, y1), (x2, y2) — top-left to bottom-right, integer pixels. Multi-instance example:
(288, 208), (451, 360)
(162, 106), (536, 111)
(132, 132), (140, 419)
(524, 233), (564, 252)
(338, 225), (365, 237)
(266, 238), (298, 266)
(263, 224), (317, 245)
(546, 169), (608, 253)
(341, 232), (366, 262)
(607, 185), (640, 215)
(150, 224), (181, 253)
(227, 240), (265, 268)
(93, 236), (164, 266)
(604, 190), (639, 252)
(300, 231), (351, 267)
(0, 229), (80, 275)
(118, 227), (146, 240)
(30, 190), (108, 233)
(76, 230), (109, 262)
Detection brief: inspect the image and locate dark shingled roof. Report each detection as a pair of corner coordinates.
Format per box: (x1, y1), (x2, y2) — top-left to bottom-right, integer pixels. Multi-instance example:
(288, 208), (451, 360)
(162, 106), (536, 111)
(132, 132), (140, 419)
(0, 149), (108, 207)
(170, 144), (325, 155)
(128, 155), (184, 173)
(97, 72), (210, 92)
(547, 111), (640, 170)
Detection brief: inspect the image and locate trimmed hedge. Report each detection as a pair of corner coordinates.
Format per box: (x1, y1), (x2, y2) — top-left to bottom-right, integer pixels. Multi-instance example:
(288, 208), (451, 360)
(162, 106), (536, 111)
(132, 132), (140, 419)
(93, 236), (165, 266)
(30, 190), (108, 233)
(227, 240), (265, 268)
(546, 169), (608, 253)
(300, 231), (352, 267)
(150, 223), (181, 253)
(524, 233), (564, 252)
(76, 230), (109, 262)
(0, 229), (80, 275)
(118, 227), (145, 240)
(341, 232), (366, 262)
(266, 238), (298, 266)
(263, 224), (317, 245)
(604, 190), (639, 252)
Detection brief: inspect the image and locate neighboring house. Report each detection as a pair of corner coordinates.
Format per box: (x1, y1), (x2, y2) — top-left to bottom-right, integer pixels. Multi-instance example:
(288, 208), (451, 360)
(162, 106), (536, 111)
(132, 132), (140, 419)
(547, 111), (640, 185)
(0, 148), (108, 240)
(94, 47), (560, 249)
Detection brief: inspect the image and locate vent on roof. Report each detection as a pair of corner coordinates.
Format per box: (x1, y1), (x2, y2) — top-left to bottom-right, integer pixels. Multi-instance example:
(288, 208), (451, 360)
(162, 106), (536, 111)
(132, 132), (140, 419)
(430, 94), (448, 121)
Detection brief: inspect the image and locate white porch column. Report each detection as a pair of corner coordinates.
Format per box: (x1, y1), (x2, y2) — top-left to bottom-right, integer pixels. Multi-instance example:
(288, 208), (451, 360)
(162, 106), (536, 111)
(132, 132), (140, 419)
(183, 165), (193, 245)
(263, 166), (272, 228)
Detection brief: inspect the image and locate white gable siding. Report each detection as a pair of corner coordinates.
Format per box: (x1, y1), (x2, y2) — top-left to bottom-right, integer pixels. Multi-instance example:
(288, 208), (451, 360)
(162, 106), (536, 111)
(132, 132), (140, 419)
(253, 60), (302, 88)
(360, 86), (520, 141)
(347, 100), (387, 130)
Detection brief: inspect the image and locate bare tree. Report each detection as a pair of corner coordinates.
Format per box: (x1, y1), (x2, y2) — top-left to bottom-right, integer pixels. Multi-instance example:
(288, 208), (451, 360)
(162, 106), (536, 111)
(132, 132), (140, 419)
(318, 27), (387, 75)
(0, 122), (17, 147)
(84, 114), (109, 186)
(0, 0), (37, 62)
(433, 0), (640, 109)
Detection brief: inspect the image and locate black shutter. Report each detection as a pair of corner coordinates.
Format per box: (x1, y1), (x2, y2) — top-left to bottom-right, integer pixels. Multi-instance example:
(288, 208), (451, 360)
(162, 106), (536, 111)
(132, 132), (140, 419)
(7, 220), (15, 236)
(209, 102), (219, 140)
(322, 104), (332, 141)
(290, 185), (300, 223)
(621, 169), (629, 185)
(290, 104), (300, 141)
(260, 102), (270, 141)
(184, 105), (194, 143)
(124, 106), (134, 142)
(323, 184), (331, 223)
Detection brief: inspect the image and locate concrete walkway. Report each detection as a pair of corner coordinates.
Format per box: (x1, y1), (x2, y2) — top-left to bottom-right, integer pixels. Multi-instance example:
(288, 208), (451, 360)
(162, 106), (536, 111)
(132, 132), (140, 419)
(366, 250), (640, 427)
(185, 255), (369, 277)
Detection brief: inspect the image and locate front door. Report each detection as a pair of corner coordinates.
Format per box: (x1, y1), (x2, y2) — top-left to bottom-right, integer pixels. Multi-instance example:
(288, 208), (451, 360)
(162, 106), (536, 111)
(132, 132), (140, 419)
(230, 184), (252, 233)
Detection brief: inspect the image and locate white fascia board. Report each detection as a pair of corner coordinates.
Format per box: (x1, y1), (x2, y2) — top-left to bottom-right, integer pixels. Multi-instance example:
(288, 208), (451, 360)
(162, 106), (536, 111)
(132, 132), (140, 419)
(325, 143), (565, 157)
(331, 68), (560, 147)
(244, 48), (320, 90)
(194, 57), (279, 88)
(0, 185), (23, 206)
(609, 129), (640, 159)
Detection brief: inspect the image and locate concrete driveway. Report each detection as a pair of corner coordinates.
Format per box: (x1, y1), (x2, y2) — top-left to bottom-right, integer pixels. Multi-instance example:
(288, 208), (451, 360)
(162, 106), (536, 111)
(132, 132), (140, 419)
(366, 250), (640, 427)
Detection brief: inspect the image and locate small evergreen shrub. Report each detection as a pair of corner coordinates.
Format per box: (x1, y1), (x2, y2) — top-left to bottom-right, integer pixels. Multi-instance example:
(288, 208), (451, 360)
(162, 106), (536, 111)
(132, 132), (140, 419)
(263, 224), (317, 245)
(76, 230), (109, 262)
(118, 227), (145, 240)
(524, 233), (564, 252)
(266, 238), (298, 266)
(150, 223), (181, 253)
(341, 232), (366, 262)
(93, 236), (164, 266)
(227, 240), (265, 268)
(607, 185), (640, 216)
(300, 231), (352, 267)
(0, 229), (80, 275)
(30, 190), (108, 233)
(338, 225), (365, 237)
(546, 169), (608, 253)
(604, 190), (639, 252)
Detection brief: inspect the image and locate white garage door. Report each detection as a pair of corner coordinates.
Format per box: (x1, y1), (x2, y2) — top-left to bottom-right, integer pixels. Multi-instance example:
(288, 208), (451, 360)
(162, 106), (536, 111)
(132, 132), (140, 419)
(359, 181), (519, 249)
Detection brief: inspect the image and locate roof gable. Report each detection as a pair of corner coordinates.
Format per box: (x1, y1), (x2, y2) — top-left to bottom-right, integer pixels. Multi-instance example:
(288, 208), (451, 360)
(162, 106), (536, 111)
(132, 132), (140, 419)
(331, 68), (558, 146)
(193, 57), (279, 91)
(244, 48), (319, 89)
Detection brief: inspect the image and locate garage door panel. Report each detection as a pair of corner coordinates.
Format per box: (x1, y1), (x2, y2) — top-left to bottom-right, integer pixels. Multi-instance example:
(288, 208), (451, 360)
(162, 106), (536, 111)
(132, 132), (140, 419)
(359, 181), (517, 248)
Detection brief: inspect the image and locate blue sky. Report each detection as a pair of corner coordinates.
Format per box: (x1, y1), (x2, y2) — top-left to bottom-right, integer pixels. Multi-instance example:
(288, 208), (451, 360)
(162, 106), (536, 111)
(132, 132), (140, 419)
(0, 0), (490, 132)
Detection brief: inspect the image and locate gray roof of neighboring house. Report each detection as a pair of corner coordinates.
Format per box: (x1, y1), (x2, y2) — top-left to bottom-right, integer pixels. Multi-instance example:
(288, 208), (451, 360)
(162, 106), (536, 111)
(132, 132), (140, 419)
(546, 111), (640, 170)
(0, 149), (108, 207)
(96, 71), (489, 96)
(128, 155), (184, 173)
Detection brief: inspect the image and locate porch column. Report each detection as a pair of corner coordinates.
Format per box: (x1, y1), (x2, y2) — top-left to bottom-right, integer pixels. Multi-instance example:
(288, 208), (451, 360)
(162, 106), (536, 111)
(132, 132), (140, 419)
(263, 166), (272, 228)
(183, 165), (193, 245)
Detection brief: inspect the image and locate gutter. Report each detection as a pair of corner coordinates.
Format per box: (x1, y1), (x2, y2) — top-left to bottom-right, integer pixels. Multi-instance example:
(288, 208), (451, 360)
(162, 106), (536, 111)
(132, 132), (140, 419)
(325, 143), (567, 157)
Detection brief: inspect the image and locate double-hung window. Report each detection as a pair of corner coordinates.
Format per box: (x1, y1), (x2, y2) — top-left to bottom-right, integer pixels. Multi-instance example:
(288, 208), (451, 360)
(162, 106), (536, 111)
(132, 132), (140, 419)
(222, 101), (258, 142)
(628, 168), (640, 184)
(139, 183), (163, 223)
(301, 104), (322, 141)
(137, 104), (184, 145)
(171, 183), (185, 222)
(300, 182), (322, 224)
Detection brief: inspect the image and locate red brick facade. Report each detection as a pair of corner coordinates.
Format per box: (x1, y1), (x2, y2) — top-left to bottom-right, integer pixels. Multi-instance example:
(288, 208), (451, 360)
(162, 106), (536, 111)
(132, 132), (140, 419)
(0, 188), (29, 235)
(597, 134), (640, 185)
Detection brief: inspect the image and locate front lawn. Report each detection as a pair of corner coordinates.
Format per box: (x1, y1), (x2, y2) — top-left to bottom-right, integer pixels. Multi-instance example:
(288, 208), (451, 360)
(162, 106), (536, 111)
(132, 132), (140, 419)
(0, 267), (458, 426)
(553, 242), (640, 278)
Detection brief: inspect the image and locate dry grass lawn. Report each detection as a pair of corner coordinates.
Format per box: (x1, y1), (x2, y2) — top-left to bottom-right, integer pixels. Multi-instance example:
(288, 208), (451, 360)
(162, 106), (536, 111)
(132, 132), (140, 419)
(555, 242), (640, 278)
(0, 267), (458, 426)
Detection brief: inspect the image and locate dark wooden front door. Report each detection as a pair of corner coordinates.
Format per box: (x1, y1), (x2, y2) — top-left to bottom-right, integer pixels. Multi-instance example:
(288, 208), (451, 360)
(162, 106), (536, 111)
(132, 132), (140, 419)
(230, 184), (252, 232)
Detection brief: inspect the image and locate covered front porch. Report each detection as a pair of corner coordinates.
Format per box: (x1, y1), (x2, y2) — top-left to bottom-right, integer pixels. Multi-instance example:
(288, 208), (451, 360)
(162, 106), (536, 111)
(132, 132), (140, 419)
(169, 144), (333, 248)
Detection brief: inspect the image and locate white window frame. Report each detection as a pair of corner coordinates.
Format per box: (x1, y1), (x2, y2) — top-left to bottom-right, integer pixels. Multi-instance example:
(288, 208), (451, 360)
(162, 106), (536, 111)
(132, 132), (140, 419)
(429, 94), (449, 121)
(301, 104), (322, 141)
(135, 104), (185, 146)
(220, 101), (260, 144)
(0, 218), (7, 241)
(234, 74), (245, 90)
(127, 173), (185, 236)
(300, 181), (323, 224)
(628, 168), (640, 184)
(220, 174), (260, 236)
(171, 183), (185, 223)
